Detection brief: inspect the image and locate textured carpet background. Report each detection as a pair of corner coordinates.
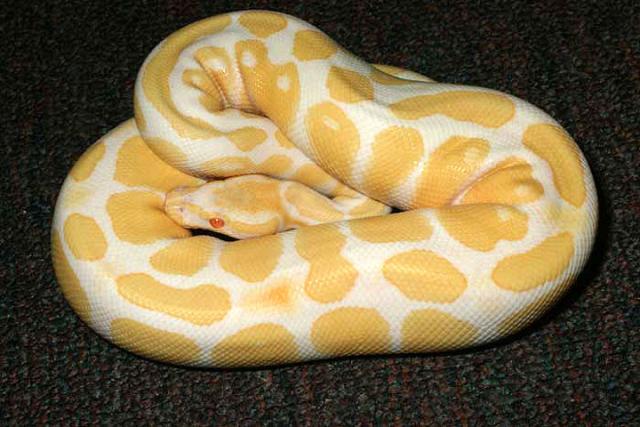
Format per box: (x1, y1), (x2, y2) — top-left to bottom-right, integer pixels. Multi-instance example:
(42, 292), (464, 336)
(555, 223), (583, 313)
(2, 0), (638, 424)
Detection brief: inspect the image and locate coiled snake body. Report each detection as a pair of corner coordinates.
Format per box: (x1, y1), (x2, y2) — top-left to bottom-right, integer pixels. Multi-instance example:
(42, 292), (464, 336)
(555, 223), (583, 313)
(52, 11), (597, 367)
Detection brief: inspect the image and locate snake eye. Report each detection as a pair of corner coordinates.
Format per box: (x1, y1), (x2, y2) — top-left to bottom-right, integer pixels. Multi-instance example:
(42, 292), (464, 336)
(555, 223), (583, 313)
(209, 217), (225, 229)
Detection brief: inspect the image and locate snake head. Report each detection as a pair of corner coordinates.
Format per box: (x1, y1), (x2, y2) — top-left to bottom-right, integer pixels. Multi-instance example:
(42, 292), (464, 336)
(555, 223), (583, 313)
(164, 175), (282, 239)
(165, 184), (216, 230)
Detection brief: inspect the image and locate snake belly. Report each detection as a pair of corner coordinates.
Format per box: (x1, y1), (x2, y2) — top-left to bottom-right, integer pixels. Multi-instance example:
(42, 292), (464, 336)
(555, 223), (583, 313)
(51, 10), (597, 367)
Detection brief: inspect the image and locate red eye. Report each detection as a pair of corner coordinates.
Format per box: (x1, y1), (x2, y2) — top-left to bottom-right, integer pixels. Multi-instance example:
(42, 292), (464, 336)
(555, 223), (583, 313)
(209, 217), (225, 229)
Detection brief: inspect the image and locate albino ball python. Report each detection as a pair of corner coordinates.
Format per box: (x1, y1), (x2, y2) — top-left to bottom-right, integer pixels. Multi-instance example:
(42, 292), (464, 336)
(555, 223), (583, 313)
(51, 10), (597, 367)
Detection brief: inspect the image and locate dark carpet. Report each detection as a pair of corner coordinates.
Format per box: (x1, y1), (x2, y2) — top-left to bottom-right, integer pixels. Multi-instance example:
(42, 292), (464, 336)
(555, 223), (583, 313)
(2, 0), (638, 424)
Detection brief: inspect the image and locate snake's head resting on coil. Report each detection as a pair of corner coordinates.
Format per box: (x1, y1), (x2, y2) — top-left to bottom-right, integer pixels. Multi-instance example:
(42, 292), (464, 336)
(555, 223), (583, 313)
(164, 175), (283, 240)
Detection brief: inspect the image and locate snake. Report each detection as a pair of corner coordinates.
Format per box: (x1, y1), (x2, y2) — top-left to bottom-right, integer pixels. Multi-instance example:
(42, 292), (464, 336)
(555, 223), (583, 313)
(51, 10), (597, 367)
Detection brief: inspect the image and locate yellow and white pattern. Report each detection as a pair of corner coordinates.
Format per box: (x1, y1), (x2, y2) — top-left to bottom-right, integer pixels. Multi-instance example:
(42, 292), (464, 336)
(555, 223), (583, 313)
(51, 11), (597, 367)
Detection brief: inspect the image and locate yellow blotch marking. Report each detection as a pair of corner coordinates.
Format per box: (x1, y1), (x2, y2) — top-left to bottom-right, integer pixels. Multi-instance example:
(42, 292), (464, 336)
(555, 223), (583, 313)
(372, 64), (406, 76)
(370, 67), (410, 86)
(350, 211), (431, 243)
(116, 273), (230, 325)
(63, 214), (107, 261)
(238, 11), (288, 37)
(200, 156), (255, 177)
(493, 232), (575, 292)
(326, 66), (374, 103)
(241, 281), (295, 312)
(182, 68), (226, 113)
(363, 126), (424, 199)
(150, 236), (214, 276)
(238, 110), (262, 119)
(110, 318), (201, 365)
(52, 232), (91, 324)
(140, 14), (232, 139)
(305, 102), (360, 181)
(70, 141), (105, 181)
(235, 40), (300, 132)
(462, 157), (544, 205)
(383, 250), (467, 303)
(193, 45), (233, 77)
(61, 185), (91, 210)
(285, 185), (343, 222)
(258, 154), (293, 177)
(219, 234), (283, 282)
(227, 127), (268, 151)
(389, 90), (515, 128)
(414, 136), (490, 207)
(293, 30), (338, 60)
(196, 92), (224, 113)
(292, 164), (333, 190)
(311, 307), (391, 356)
(211, 323), (299, 367)
(214, 177), (282, 215)
(115, 136), (201, 192)
(274, 130), (295, 149)
(498, 303), (536, 337)
(497, 277), (572, 336)
(402, 309), (478, 352)
(295, 224), (358, 303)
(182, 68), (213, 90)
(371, 64), (434, 84)
(437, 204), (529, 252)
(497, 301), (543, 337)
(145, 137), (189, 166)
(333, 184), (363, 198)
(107, 191), (190, 244)
(523, 124), (586, 207)
(542, 201), (588, 236)
(227, 217), (281, 237)
(191, 46), (251, 113)
(349, 197), (390, 217)
(134, 93), (147, 131)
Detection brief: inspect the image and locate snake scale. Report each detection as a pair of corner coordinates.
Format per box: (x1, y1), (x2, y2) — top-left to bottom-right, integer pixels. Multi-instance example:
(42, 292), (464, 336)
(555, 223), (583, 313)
(51, 11), (597, 367)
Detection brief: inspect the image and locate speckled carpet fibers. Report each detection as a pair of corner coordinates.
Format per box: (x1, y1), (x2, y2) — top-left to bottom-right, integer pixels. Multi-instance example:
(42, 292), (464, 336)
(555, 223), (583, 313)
(2, 0), (638, 424)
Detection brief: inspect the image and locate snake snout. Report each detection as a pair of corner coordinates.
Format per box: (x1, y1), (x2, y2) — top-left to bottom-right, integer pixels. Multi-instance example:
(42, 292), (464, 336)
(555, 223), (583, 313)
(164, 187), (190, 225)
